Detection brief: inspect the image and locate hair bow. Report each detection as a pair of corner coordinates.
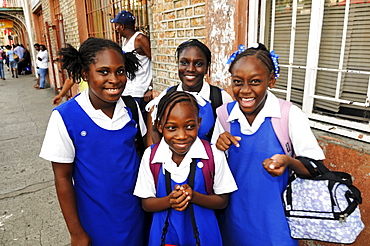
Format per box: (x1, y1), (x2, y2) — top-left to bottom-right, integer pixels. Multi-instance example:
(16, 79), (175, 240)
(226, 44), (246, 65)
(270, 50), (280, 79)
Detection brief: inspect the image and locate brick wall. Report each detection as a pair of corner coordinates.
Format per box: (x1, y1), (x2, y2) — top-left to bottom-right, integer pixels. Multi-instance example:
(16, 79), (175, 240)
(60, 1), (80, 48)
(150, 0), (207, 92)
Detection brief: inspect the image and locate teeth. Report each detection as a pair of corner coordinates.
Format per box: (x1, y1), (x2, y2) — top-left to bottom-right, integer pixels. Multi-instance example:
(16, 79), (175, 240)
(107, 88), (119, 91)
(185, 76), (196, 79)
(242, 98), (254, 101)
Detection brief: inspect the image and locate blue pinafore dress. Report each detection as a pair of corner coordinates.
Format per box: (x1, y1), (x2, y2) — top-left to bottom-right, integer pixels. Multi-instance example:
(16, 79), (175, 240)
(219, 102), (297, 246)
(57, 98), (145, 245)
(148, 159), (222, 246)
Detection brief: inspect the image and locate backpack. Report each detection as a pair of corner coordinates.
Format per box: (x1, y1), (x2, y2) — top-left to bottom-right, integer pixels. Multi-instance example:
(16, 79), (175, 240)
(121, 96), (145, 157)
(217, 98), (293, 156)
(149, 139), (215, 195)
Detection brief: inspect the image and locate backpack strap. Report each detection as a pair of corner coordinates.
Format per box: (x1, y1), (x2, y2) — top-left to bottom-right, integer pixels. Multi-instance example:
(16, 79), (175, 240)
(149, 142), (161, 189)
(200, 139), (215, 195)
(121, 95), (145, 157)
(167, 85), (178, 94)
(271, 99), (293, 156)
(216, 103), (231, 133)
(209, 85), (223, 119)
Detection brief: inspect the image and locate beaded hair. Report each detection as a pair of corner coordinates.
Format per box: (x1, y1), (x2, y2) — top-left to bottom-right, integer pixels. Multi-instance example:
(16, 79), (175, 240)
(155, 91), (199, 129)
(58, 37), (139, 83)
(228, 43), (280, 79)
(175, 39), (212, 75)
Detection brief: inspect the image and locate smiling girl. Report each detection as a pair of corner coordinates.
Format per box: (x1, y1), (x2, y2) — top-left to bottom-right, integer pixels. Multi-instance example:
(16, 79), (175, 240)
(147, 39), (233, 143)
(134, 91), (237, 246)
(211, 43), (325, 245)
(40, 37), (147, 245)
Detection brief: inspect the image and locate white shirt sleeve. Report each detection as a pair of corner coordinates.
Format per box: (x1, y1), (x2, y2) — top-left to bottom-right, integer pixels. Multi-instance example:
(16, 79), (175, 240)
(212, 145), (237, 194)
(39, 110), (75, 163)
(134, 147), (157, 198)
(289, 105), (325, 160)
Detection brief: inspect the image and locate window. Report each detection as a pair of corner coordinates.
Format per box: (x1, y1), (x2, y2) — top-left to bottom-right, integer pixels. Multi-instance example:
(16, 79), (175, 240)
(261, 0), (370, 142)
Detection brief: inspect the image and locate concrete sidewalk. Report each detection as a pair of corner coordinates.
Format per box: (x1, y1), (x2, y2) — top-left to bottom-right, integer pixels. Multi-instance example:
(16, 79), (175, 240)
(0, 70), (69, 245)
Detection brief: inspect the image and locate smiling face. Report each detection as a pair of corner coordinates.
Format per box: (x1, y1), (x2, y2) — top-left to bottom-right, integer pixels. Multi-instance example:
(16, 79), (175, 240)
(231, 56), (276, 124)
(82, 48), (126, 112)
(158, 101), (200, 165)
(178, 46), (208, 92)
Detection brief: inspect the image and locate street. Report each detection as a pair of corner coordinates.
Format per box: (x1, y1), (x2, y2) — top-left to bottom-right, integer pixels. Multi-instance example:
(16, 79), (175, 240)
(0, 69), (69, 245)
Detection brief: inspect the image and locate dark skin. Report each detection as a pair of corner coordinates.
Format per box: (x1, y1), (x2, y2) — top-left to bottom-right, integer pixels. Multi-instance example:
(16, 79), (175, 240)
(114, 23), (153, 102)
(150, 46), (210, 144)
(52, 49), (129, 245)
(142, 102), (229, 212)
(216, 56), (312, 178)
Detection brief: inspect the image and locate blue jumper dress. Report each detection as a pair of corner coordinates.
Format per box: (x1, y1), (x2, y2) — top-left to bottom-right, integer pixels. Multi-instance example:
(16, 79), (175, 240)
(57, 98), (145, 245)
(148, 159), (222, 246)
(219, 102), (297, 246)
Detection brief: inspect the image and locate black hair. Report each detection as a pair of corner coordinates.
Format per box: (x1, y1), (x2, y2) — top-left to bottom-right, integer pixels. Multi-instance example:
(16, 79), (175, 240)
(58, 37), (139, 83)
(228, 43), (277, 77)
(34, 43), (40, 47)
(40, 44), (47, 50)
(155, 91), (199, 129)
(175, 39), (212, 74)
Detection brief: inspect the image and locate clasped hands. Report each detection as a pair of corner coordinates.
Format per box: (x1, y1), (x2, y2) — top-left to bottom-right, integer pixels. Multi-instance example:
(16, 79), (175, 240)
(169, 184), (193, 211)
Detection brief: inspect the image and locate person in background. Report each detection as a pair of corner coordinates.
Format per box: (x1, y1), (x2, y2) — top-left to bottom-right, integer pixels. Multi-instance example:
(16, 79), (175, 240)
(33, 43), (40, 88)
(111, 10), (153, 122)
(40, 37), (147, 245)
(14, 43), (24, 74)
(0, 47), (6, 80)
(35, 44), (49, 89)
(6, 45), (18, 78)
(52, 77), (88, 105)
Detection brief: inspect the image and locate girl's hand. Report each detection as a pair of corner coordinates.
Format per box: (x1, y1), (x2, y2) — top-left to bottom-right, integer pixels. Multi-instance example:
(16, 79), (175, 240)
(180, 184), (193, 202)
(262, 154), (289, 177)
(216, 132), (241, 151)
(71, 231), (91, 246)
(169, 185), (190, 211)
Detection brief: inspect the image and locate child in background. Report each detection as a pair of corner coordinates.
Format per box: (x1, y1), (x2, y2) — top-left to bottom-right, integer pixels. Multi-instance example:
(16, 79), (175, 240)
(39, 37), (147, 245)
(135, 91), (237, 246)
(146, 39), (233, 143)
(211, 43), (325, 245)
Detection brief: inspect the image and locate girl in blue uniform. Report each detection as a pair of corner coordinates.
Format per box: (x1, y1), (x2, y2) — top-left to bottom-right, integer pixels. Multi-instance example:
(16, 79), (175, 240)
(134, 91), (237, 246)
(147, 39), (233, 143)
(211, 43), (325, 246)
(40, 37), (147, 245)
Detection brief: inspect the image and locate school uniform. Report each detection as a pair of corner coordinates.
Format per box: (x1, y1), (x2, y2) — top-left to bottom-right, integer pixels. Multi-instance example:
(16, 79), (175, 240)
(211, 91), (325, 246)
(40, 89), (147, 245)
(134, 137), (237, 246)
(146, 81), (233, 141)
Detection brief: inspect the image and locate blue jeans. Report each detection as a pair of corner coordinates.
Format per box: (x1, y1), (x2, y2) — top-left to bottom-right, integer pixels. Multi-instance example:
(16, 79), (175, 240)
(0, 61), (4, 78)
(38, 68), (48, 88)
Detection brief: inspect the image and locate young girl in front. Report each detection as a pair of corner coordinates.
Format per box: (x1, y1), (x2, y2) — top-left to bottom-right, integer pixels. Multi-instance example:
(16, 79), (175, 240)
(211, 43), (325, 245)
(39, 37), (147, 245)
(134, 91), (237, 246)
(147, 39), (233, 143)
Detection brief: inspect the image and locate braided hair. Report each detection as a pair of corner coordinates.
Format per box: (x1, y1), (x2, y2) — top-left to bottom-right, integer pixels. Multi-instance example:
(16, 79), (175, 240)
(58, 37), (139, 83)
(155, 91), (199, 130)
(176, 39), (212, 75)
(228, 43), (276, 77)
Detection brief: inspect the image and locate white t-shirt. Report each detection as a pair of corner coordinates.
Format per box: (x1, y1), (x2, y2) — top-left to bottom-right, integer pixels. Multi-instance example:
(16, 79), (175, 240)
(40, 89), (147, 163)
(121, 32), (152, 98)
(211, 91), (325, 160)
(36, 50), (49, 69)
(134, 137), (238, 198)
